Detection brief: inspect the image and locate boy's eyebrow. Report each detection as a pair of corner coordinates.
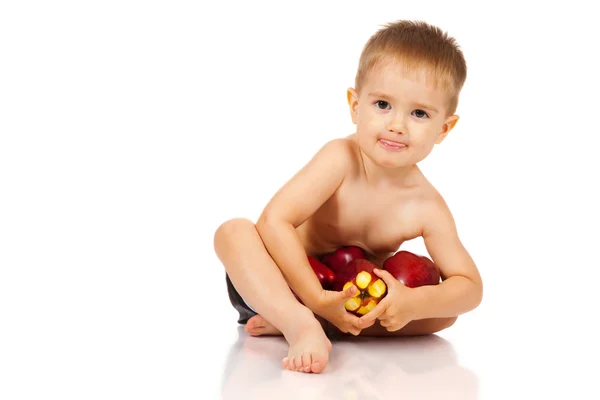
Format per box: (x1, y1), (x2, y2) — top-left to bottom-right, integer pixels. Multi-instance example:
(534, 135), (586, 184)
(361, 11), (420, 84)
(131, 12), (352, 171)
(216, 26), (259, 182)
(368, 91), (439, 113)
(368, 91), (393, 100)
(413, 102), (439, 113)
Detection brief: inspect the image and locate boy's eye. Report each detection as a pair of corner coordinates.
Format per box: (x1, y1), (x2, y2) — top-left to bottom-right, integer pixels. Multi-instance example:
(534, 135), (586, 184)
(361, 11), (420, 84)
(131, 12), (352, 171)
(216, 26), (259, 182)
(375, 100), (390, 110)
(412, 109), (429, 119)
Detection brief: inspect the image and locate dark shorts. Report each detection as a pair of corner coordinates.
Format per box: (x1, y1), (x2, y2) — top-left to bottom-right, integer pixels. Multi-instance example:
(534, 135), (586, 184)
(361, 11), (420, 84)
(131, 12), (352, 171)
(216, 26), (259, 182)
(225, 273), (257, 324)
(225, 273), (343, 340)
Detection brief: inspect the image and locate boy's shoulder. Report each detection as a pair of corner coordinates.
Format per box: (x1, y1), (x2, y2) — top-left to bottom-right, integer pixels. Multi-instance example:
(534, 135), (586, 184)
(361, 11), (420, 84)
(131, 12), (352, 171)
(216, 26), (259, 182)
(311, 135), (362, 171)
(415, 179), (457, 236)
(319, 135), (359, 155)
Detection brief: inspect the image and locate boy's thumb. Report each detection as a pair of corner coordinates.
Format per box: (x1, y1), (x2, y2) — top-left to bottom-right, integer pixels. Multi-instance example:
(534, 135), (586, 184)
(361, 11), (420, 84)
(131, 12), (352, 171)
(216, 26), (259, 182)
(342, 284), (357, 300)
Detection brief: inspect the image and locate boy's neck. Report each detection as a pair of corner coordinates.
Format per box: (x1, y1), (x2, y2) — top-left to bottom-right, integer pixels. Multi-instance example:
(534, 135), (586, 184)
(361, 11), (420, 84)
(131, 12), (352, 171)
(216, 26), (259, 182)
(359, 150), (421, 189)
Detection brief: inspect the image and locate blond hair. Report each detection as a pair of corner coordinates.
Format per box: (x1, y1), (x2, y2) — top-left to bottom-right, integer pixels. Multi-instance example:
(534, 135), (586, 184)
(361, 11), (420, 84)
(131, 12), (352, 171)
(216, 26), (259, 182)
(355, 20), (467, 115)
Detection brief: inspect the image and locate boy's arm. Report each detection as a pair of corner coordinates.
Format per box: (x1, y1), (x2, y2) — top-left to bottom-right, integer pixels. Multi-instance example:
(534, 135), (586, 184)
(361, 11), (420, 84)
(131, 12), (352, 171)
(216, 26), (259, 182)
(412, 196), (483, 319)
(255, 139), (351, 309)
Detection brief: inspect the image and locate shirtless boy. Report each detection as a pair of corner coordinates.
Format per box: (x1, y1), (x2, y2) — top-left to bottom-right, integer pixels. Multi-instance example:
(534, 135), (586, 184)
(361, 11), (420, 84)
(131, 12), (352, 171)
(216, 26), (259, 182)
(214, 20), (483, 374)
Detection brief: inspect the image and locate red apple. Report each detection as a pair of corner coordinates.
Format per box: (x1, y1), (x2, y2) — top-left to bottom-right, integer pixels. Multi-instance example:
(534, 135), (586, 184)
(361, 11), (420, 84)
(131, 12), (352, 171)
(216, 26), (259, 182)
(332, 259), (387, 316)
(307, 255), (335, 289)
(382, 251), (440, 288)
(322, 246), (367, 273)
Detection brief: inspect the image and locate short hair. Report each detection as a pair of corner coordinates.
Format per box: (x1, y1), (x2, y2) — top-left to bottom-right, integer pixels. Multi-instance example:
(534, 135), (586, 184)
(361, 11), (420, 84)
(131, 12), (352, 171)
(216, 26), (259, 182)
(355, 20), (467, 115)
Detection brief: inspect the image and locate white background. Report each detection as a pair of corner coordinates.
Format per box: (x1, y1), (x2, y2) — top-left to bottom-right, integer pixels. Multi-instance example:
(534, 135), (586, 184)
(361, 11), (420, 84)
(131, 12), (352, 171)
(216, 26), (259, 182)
(1, 1), (599, 399)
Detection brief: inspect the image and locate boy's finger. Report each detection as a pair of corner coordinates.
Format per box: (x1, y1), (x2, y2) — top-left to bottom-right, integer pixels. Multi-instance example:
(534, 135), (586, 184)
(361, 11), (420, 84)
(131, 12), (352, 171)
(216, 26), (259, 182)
(357, 299), (387, 326)
(348, 327), (361, 336)
(345, 313), (362, 328)
(373, 268), (395, 286)
(360, 318), (376, 329)
(339, 284), (357, 301)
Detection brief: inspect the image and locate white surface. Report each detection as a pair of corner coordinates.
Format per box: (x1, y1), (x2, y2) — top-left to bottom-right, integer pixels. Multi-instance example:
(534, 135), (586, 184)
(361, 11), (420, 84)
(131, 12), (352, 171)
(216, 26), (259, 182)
(1, 1), (599, 399)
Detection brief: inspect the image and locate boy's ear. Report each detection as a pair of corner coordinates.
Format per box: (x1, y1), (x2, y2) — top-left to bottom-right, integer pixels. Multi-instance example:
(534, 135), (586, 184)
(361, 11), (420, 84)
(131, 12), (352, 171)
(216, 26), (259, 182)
(347, 88), (359, 124)
(436, 114), (459, 144)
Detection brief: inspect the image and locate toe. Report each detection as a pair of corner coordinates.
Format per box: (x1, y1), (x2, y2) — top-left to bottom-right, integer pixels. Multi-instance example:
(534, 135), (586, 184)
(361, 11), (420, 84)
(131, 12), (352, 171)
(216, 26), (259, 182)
(311, 354), (328, 374)
(294, 356), (303, 371)
(288, 356), (296, 371)
(301, 352), (312, 372)
(245, 315), (264, 331)
(246, 327), (258, 336)
(311, 361), (323, 374)
(282, 357), (289, 369)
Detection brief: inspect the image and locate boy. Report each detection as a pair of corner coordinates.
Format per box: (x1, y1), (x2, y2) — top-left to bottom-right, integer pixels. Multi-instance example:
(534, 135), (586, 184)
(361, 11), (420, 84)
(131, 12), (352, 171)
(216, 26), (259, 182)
(214, 20), (483, 374)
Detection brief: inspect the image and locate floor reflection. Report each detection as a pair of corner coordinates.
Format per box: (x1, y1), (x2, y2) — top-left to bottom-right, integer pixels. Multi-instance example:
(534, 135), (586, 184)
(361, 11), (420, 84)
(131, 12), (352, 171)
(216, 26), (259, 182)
(221, 326), (479, 399)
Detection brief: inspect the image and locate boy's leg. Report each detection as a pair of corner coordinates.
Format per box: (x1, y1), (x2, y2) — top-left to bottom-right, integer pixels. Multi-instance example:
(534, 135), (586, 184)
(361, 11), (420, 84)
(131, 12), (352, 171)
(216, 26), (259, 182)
(355, 317), (457, 337)
(241, 314), (455, 339)
(213, 217), (332, 373)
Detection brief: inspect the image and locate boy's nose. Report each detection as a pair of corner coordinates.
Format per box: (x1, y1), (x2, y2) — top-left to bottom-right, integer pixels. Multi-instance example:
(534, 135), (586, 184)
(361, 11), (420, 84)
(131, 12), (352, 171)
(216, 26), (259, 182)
(386, 114), (406, 134)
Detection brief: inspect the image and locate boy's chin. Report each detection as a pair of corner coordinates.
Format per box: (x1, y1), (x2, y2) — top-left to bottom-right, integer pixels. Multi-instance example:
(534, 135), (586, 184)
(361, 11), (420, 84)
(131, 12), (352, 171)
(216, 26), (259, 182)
(360, 146), (418, 169)
(371, 158), (413, 170)
(374, 152), (414, 169)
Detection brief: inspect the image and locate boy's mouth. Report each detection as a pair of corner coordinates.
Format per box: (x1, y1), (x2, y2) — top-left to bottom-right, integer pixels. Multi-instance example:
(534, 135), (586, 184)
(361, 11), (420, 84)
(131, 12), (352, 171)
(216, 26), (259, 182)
(379, 138), (407, 150)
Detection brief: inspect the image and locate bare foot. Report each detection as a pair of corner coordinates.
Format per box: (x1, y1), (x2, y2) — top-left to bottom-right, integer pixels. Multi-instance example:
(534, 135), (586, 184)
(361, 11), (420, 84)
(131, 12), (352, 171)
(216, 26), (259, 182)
(281, 318), (332, 374)
(244, 315), (282, 336)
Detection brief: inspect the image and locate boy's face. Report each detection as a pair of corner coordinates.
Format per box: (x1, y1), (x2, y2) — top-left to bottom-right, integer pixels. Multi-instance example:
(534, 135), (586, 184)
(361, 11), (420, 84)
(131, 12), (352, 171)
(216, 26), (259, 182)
(347, 60), (459, 169)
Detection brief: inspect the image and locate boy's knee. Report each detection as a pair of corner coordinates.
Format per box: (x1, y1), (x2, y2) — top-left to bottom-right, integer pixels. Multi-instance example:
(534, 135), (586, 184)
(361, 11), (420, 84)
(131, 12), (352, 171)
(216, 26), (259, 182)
(441, 316), (458, 330)
(411, 316), (457, 336)
(415, 316), (458, 335)
(214, 218), (255, 246)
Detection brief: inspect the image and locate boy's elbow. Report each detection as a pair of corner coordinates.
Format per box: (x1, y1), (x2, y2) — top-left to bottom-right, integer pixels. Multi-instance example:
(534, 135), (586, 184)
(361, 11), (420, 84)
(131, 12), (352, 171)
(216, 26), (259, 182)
(256, 212), (288, 237)
(255, 214), (271, 238)
(256, 212), (276, 232)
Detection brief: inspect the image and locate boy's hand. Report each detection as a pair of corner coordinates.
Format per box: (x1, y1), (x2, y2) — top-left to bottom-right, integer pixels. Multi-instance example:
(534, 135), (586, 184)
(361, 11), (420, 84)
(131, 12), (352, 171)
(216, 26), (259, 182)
(313, 286), (371, 336)
(358, 268), (417, 332)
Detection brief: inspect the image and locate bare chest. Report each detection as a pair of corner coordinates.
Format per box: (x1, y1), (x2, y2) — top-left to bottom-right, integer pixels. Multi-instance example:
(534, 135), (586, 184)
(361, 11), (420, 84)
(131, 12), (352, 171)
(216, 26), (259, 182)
(301, 183), (424, 258)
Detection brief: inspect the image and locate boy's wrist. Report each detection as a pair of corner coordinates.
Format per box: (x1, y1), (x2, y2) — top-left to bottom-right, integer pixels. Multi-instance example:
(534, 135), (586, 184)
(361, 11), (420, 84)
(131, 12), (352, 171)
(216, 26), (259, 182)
(302, 289), (327, 313)
(408, 286), (430, 320)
